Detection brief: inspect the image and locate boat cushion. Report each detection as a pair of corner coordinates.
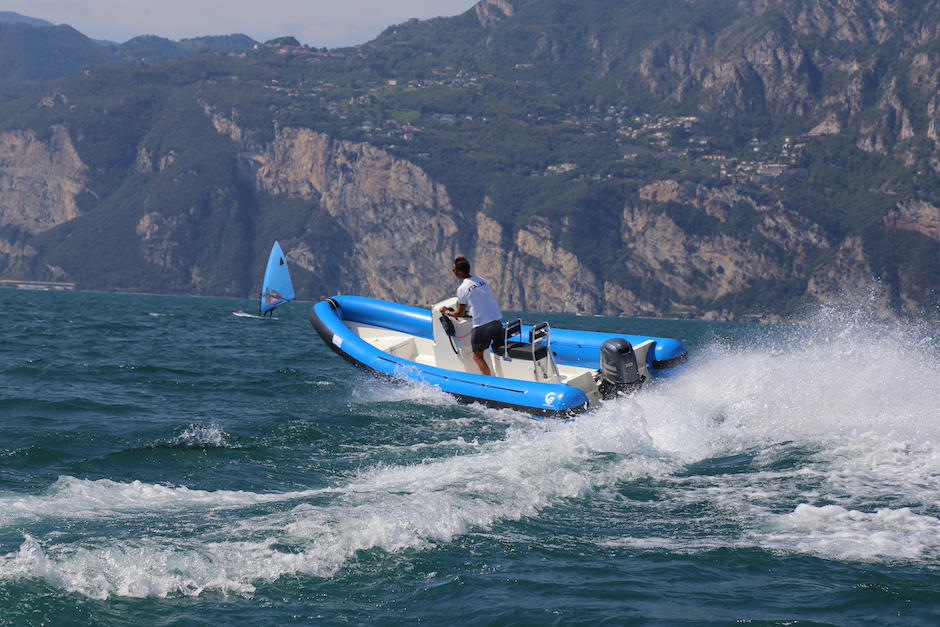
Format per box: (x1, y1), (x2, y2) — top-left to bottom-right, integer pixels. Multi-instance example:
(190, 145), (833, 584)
(492, 341), (549, 361)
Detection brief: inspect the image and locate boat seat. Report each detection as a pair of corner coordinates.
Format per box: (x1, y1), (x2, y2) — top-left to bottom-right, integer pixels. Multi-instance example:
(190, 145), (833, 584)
(493, 342), (549, 361)
(491, 319), (549, 362)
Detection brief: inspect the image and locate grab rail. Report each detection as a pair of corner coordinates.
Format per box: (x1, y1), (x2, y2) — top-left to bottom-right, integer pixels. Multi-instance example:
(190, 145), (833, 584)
(530, 322), (559, 381)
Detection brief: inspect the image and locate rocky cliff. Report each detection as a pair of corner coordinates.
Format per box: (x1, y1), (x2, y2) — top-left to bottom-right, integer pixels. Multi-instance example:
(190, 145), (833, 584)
(0, 125), (85, 235)
(243, 125), (463, 305)
(0, 93), (923, 319)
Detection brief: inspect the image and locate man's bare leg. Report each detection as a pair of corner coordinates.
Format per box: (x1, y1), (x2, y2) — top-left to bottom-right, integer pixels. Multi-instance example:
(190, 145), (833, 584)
(473, 351), (491, 376)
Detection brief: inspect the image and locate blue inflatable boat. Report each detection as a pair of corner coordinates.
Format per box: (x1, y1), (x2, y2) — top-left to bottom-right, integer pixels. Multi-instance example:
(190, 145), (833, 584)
(310, 295), (689, 418)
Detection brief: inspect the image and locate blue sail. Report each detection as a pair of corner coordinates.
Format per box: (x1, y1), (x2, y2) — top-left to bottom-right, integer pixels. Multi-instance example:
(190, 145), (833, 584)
(260, 241), (295, 315)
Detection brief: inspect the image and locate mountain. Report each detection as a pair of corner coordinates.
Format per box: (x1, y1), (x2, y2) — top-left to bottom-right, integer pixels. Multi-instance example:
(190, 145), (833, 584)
(0, 14), (259, 95)
(1, 0), (939, 321)
(107, 34), (259, 64)
(0, 21), (123, 94)
(0, 11), (54, 27)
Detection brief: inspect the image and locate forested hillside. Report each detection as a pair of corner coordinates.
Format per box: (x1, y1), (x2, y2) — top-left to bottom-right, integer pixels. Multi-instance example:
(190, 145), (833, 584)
(1, 0), (939, 320)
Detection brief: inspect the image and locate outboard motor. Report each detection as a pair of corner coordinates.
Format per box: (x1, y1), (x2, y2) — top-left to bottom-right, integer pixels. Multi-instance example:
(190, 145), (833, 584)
(598, 337), (642, 399)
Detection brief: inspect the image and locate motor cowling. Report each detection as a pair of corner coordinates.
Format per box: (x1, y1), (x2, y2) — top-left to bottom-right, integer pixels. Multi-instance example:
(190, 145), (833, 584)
(598, 337), (642, 399)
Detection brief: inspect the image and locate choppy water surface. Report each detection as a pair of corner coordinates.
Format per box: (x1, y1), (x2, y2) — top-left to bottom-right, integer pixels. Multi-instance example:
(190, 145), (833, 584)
(1, 289), (939, 625)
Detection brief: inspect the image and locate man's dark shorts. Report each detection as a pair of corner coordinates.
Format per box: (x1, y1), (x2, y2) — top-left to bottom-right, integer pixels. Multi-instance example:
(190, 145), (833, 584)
(471, 319), (503, 353)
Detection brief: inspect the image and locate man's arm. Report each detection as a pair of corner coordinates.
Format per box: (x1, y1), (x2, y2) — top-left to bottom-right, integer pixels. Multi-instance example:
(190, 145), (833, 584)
(439, 303), (468, 317)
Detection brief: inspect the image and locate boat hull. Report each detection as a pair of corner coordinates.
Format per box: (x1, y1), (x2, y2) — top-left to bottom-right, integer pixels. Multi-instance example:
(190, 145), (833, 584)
(310, 295), (688, 418)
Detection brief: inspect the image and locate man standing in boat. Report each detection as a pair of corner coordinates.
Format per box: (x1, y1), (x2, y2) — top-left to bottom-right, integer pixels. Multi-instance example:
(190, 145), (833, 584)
(440, 256), (502, 376)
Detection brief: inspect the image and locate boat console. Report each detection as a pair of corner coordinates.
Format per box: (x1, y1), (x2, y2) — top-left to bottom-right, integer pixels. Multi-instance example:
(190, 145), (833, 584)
(431, 297), (483, 373)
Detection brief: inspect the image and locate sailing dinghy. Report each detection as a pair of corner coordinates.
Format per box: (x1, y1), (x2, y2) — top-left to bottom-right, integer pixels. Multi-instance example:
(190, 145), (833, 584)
(233, 241), (295, 319)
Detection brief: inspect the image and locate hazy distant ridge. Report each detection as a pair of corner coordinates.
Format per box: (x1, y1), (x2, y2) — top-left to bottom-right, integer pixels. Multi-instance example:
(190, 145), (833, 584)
(0, 11), (54, 27)
(0, 13), (259, 95)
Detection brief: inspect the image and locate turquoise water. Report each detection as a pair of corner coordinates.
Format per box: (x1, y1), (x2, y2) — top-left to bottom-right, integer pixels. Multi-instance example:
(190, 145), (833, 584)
(1, 289), (939, 625)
